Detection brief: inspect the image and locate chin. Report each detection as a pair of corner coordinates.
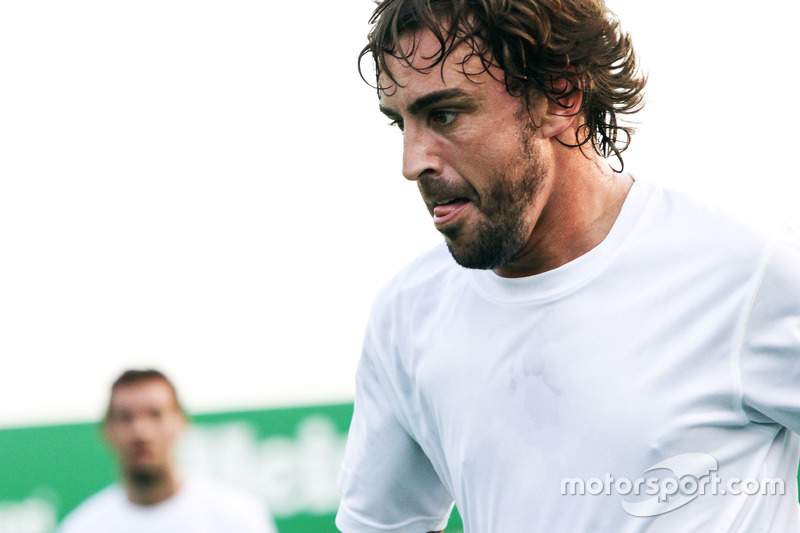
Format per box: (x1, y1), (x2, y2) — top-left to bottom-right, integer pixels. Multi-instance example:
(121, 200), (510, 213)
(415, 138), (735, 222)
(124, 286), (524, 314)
(445, 229), (523, 270)
(445, 243), (500, 270)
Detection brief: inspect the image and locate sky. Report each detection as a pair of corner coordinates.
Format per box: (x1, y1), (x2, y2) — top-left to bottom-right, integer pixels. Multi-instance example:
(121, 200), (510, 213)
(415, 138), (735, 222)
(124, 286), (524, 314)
(1, 0), (798, 428)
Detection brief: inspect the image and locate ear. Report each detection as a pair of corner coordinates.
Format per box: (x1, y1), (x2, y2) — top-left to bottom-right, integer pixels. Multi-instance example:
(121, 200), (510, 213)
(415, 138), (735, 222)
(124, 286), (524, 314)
(170, 410), (188, 439)
(536, 75), (584, 140)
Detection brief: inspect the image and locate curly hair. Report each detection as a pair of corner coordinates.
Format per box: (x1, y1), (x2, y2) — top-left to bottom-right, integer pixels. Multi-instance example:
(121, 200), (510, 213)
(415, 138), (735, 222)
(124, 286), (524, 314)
(359, 0), (647, 170)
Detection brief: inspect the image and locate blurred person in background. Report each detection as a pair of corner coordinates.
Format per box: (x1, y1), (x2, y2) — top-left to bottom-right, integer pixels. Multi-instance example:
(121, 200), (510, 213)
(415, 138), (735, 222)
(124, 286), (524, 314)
(57, 369), (278, 533)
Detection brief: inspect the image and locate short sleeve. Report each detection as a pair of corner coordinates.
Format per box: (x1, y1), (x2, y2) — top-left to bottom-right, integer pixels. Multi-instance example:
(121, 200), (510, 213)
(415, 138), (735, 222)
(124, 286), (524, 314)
(336, 316), (453, 533)
(740, 223), (800, 433)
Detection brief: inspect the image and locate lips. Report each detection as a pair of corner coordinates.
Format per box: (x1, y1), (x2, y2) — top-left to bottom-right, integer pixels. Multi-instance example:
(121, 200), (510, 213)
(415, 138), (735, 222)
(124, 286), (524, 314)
(432, 198), (470, 227)
(419, 177), (476, 228)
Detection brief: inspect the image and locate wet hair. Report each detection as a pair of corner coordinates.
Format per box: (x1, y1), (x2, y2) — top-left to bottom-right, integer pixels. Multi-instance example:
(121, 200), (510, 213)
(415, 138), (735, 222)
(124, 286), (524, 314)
(360, 0), (647, 170)
(105, 369), (186, 421)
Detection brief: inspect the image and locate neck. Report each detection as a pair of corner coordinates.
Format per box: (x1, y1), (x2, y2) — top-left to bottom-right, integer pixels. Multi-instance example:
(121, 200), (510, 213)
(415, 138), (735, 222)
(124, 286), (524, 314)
(124, 466), (182, 506)
(494, 145), (633, 278)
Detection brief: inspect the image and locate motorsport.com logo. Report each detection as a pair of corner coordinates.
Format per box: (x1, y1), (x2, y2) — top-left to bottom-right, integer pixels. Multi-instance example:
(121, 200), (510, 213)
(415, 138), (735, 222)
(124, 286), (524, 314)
(560, 453), (785, 516)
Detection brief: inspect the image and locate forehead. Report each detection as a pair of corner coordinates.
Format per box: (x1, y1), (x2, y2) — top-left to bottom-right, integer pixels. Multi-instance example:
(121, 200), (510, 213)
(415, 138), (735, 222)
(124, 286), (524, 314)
(378, 29), (500, 106)
(109, 379), (177, 413)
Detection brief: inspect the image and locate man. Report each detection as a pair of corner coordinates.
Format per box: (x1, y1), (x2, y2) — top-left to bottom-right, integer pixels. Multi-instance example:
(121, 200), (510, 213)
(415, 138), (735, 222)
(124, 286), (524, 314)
(336, 1), (800, 531)
(57, 369), (278, 533)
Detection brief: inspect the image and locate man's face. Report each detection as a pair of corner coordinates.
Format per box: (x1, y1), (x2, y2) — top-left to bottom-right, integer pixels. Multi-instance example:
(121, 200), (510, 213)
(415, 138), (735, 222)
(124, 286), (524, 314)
(104, 379), (185, 481)
(378, 29), (550, 270)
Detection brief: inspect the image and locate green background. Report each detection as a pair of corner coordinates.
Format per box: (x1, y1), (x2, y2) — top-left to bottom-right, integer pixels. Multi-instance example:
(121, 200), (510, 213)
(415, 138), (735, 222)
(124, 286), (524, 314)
(4, 402), (798, 532)
(0, 403), (464, 533)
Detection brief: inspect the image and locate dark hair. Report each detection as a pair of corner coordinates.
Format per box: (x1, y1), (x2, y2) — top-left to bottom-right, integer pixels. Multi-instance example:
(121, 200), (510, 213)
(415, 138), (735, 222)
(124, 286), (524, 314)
(360, 0), (647, 170)
(105, 369), (186, 421)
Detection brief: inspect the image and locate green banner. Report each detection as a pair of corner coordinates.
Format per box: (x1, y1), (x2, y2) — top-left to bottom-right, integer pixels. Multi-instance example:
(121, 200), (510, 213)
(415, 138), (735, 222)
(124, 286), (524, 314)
(0, 403), (464, 533)
(10, 401), (796, 531)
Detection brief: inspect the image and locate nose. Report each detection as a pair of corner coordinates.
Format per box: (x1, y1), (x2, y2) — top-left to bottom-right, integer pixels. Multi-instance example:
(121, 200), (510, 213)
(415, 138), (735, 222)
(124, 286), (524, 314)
(130, 415), (154, 438)
(402, 123), (442, 181)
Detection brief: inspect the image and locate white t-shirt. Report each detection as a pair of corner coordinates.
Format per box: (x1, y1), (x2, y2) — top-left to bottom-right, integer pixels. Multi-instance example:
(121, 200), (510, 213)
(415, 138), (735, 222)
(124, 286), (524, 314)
(57, 475), (277, 533)
(336, 178), (800, 532)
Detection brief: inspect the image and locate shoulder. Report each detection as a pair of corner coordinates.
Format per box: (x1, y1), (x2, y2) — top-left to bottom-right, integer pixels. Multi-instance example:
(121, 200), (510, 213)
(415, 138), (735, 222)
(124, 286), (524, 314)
(369, 243), (460, 319)
(183, 476), (275, 533)
(56, 485), (125, 533)
(378, 243), (457, 298)
(763, 222), (800, 278)
(186, 474), (261, 508)
(747, 222), (800, 315)
(632, 179), (778, 270)
(654, 181), (773, 242)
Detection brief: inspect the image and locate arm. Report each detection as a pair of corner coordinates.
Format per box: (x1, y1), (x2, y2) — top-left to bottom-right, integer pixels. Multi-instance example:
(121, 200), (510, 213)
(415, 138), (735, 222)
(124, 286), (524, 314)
(739, 223), (800, 432)
(336, 311), (454, 533)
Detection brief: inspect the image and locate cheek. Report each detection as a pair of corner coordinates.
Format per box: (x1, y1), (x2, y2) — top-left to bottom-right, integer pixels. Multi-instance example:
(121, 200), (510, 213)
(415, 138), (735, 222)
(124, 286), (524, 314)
(106, 430), (131, 451)
(444, 140), (492, 178)
(451, 150), (515, 195)
(454, 126), (523, 168)
(162, 418), (185, 442)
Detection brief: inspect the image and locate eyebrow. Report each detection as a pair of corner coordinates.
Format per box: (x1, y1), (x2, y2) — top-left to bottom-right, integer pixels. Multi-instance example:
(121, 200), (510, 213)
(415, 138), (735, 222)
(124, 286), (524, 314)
(379, 88), (471, 118)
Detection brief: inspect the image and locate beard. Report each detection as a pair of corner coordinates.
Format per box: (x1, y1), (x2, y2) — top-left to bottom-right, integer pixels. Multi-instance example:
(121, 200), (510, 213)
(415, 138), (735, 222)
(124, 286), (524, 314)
(443, 171), (541, 269)
(126, 464), (167, 489)
(426, 120), (546, 270)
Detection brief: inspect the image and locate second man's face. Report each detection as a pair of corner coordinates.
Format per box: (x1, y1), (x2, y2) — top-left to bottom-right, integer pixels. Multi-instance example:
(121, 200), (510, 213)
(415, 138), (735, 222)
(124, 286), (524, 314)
(104, 379), (186, 480)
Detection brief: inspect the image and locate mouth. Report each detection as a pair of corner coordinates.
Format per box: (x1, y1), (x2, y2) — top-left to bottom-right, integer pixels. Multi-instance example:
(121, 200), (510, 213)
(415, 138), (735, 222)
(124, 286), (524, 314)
(432, 198), (471, 228)
(132, 442), (154, 460)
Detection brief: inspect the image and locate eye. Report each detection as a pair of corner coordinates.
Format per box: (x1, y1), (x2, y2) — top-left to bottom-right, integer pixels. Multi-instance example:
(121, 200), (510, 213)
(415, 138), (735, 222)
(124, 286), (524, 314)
(431, 110), (457, 126)
(113, 412), (133, 423)
(388, 118), (404, 131)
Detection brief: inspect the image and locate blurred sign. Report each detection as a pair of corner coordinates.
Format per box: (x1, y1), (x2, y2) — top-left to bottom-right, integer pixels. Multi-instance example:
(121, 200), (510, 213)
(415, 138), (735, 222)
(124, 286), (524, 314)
(0, 403), (464, 533)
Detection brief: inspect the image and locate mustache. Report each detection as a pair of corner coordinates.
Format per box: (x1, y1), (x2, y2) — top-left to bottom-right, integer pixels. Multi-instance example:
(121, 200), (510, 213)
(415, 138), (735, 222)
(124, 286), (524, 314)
(418, 176), (478, 204)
